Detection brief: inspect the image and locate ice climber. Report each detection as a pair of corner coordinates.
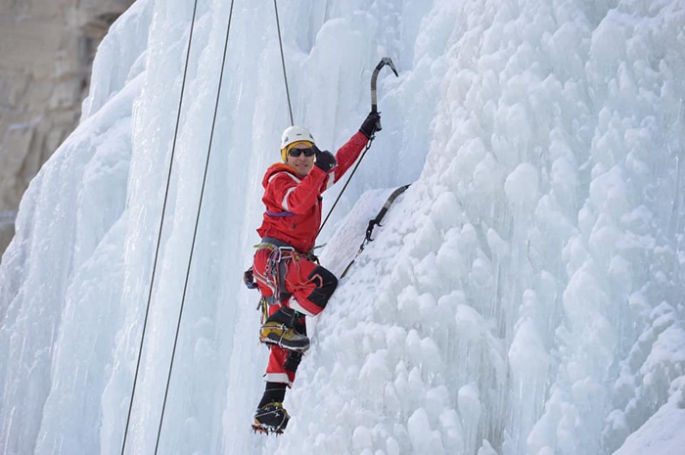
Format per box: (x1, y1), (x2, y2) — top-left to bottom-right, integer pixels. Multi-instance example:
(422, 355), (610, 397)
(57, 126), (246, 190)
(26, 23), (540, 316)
(250, 111), (381, 433)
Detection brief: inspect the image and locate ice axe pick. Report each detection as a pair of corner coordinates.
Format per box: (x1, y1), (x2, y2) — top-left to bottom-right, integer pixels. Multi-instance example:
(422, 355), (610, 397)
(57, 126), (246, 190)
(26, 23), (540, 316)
(371, 57), (399, 132)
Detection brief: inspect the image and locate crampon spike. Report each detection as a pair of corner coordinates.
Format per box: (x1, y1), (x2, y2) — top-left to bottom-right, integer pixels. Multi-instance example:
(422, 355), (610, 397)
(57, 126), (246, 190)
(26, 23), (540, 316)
(252, 423), (284, 435)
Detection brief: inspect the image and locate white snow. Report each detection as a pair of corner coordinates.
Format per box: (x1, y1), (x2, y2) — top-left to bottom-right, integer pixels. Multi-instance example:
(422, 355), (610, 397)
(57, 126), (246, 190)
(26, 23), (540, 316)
(1, 0), (685, 454)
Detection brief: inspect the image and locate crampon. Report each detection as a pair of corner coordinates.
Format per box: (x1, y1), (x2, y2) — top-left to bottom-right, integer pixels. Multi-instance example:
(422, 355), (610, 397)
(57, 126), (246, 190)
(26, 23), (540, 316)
(251, 421), (285, 435)
(252, 402), (289, 435)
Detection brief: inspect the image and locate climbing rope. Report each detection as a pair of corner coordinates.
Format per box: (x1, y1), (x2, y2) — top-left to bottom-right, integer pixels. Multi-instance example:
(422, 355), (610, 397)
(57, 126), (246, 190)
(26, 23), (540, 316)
(153, 0), (236, 453)
(120, 0), (200, 453)
(318, 134), (375, 236)
(274, 0), (294, 126)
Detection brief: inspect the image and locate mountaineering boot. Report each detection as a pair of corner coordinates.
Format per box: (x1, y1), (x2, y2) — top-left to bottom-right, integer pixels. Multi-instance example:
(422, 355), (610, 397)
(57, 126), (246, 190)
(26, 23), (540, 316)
(259, 307), (309, 351)
(260, 322), (310, 351)
(253, 382), (287, 434)
(252, 402), (290, 434)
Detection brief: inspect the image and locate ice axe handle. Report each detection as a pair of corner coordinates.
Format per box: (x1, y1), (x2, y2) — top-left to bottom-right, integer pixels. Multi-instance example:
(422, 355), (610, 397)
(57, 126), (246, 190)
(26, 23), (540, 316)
(370, 57), (399, 132)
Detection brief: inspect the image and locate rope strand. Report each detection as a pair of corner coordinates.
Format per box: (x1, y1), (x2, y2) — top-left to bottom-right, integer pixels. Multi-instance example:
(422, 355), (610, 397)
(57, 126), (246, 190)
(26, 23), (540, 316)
(318, 135), (375, 237)
(154, 0), (236, 453)
(120, 0), (200, 452)
(274, 0), (294, 126)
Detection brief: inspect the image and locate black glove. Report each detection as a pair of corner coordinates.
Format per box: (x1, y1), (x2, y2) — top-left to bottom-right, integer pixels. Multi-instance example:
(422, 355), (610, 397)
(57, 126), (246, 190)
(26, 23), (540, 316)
(314, 146), (337, 172)
(243, 267), (258, 290)
(359, 111), (381, 138)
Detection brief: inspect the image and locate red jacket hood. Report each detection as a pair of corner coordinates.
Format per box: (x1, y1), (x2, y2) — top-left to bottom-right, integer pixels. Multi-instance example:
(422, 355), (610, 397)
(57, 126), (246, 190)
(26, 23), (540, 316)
(262, 163), (302, 189)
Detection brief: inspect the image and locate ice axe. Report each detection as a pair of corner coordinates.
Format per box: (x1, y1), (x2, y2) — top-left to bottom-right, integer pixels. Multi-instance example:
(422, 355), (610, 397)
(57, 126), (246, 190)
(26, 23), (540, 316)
(317, 57), (399, 237)
(370, 57), (399, 132)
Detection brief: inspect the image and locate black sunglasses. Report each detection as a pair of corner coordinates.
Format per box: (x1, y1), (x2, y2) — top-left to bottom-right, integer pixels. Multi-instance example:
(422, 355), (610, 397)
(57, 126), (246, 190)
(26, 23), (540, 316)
(288, 147), (316, 158)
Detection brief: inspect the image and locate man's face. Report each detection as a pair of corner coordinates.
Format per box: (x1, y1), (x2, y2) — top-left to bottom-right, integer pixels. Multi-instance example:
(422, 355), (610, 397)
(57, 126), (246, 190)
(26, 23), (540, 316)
(286, 144), (315, 176)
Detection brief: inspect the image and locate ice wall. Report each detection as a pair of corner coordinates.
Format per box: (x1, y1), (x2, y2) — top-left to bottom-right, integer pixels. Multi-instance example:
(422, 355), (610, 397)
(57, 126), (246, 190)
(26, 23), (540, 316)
(266, 2), (685, 454)
(1, 0), (684, 454)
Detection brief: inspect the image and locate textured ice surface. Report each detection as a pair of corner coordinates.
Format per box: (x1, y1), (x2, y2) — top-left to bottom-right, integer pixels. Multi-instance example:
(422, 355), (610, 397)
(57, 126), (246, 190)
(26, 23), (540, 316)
(1, 0), (684, 454)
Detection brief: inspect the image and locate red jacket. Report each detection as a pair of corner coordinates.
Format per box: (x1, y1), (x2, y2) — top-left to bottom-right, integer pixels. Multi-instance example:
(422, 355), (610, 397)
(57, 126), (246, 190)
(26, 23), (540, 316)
(257, 131), (369, 253)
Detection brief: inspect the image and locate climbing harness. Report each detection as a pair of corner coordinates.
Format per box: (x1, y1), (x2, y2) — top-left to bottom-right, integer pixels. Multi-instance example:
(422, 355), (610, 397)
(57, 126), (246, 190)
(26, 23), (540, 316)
(245, 238), (309, 346)
(250, 237), (297, 304)
(340, 184), (410, 278)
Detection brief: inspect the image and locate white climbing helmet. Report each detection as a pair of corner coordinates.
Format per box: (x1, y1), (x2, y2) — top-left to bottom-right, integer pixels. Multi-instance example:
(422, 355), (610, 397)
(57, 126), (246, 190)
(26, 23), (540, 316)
(280, 125), (315, 161)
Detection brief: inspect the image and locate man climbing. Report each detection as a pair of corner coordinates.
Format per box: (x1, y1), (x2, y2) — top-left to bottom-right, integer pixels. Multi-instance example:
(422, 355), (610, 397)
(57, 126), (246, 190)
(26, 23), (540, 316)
(250, 111), (381, 434)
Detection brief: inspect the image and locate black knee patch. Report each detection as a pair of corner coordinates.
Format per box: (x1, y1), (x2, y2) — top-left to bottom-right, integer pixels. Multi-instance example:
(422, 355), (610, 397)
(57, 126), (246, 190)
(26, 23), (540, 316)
(266, 307), (297, 327)
(306, 266), (338, 310)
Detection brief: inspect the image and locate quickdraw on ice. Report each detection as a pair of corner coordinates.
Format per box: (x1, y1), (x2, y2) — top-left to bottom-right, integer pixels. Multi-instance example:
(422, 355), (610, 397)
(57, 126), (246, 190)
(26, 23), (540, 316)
(340, 184), (411, 278)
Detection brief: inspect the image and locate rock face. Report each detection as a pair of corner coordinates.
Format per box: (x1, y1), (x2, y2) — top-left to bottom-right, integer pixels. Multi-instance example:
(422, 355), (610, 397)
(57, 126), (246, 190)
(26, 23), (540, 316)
(0, 0), (133, 258)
